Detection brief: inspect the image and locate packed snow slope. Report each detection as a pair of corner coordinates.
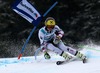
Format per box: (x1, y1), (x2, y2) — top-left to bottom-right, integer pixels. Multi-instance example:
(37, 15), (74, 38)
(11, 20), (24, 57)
(0, 44), (100, 73)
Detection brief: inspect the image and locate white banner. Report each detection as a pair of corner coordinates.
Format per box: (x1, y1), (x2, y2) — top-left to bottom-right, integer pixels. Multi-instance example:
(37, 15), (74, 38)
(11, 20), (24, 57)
(12, 0), (41, 24)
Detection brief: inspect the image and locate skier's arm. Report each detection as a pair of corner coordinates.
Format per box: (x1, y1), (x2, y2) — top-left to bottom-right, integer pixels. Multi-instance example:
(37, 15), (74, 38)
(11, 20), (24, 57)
(38, 30), (47, 52)
(55, 25), (64, 39)
(38, 30), (50, 59)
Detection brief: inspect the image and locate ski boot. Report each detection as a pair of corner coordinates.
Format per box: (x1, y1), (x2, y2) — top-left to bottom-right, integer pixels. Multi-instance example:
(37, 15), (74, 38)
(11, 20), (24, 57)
(56, 52), (74, 65)
(60, 51), (73, 61)
(75, 51), (87, 63)
(44, 51), (51, 59)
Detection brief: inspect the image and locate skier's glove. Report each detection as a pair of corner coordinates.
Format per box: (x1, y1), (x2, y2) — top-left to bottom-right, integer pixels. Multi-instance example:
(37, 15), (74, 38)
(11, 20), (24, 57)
(44, 51), (51, 59)
(56, 35), (61, 40)
(40, 42), (48, 52)
(53, 35), (61, 44)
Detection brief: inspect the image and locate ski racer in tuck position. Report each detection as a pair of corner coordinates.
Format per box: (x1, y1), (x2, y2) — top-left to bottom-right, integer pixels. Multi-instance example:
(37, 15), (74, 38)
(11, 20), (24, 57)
(38, 17), (87, 63)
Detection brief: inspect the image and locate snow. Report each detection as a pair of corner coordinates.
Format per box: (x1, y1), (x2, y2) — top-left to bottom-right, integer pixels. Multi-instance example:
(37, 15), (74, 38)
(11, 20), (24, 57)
(0, 44), (100, 73)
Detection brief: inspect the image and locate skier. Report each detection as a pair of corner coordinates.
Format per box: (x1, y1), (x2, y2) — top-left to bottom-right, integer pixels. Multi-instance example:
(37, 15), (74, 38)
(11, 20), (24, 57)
(38, 17), (87, 63)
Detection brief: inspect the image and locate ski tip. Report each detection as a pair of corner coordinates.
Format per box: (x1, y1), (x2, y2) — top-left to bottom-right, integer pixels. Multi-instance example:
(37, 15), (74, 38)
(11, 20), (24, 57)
(83, 57), (88, 63)
(56, 61), (64, 65)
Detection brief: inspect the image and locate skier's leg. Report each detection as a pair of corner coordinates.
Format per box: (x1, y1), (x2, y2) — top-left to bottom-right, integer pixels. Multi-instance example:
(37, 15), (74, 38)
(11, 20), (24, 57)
(47, 43), (73, 60)
(58, 41), (87, 62)
(58, 41), (77, 55)
(46, 43), (62, 55)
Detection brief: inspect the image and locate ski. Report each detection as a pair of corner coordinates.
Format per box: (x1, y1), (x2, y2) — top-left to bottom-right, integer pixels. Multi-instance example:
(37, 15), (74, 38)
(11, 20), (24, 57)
(56, 61), (65, 65)
(56, 57), (87, 65)
(56, 57), (77, 65)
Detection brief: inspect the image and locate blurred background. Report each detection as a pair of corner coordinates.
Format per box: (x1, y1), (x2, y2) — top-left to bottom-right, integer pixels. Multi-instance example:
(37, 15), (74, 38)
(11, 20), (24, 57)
(0, 0), (100, 58)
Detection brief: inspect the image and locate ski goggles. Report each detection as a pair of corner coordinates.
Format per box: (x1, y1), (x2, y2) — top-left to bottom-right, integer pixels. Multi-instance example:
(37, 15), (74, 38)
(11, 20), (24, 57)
(46, 25), (55, 29)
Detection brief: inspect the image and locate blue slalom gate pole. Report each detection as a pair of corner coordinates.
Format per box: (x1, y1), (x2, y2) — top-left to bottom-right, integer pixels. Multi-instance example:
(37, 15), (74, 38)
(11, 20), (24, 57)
(43, 1), (58, 17)
(18, 1), (58, 59)
(18, 26), (37, 59)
